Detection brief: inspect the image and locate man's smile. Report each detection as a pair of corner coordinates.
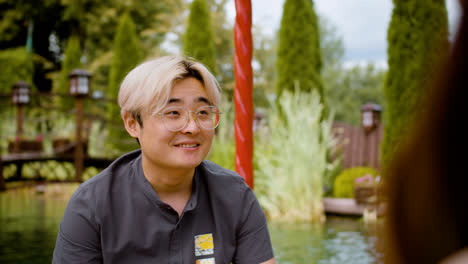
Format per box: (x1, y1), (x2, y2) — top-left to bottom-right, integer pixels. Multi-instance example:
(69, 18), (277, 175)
(175, 143), (200, 148)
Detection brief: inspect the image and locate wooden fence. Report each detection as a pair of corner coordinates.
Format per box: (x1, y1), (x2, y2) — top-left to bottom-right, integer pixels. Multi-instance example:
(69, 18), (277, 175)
(332, 104), (383, 170)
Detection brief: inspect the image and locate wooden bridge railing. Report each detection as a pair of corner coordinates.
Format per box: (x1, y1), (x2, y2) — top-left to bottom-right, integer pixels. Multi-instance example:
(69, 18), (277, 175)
(0, 70), (123, 191)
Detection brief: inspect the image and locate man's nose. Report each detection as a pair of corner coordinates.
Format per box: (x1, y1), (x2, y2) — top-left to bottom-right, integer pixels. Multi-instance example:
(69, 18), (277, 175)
(181, 112), (200, 134)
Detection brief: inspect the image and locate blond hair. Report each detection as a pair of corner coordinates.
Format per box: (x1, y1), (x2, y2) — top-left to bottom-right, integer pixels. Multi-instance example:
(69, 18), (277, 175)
(118, 55), (221, 122)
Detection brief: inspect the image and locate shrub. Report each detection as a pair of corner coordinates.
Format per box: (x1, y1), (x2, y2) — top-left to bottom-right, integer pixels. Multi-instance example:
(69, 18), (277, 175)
(333, 166), (379, 198)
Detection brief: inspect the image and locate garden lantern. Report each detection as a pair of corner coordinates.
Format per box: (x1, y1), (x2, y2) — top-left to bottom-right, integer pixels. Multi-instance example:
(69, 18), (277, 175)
(12, 81), (31, 137)
(12, 81), (30, 105)
(361, 103), (382, 133)
(69, 69), (91, 182)
(69, 69), (91, 96)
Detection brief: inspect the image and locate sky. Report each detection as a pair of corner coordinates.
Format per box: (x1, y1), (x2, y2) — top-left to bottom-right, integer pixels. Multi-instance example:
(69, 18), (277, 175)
(226, 0), (463, 68)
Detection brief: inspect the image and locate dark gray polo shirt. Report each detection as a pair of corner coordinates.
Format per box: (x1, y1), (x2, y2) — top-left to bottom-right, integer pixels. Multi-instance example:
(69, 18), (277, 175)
(52, 150), (274, 264)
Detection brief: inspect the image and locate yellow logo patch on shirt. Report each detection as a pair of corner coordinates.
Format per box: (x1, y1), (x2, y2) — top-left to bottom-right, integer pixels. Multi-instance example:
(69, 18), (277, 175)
(196, 257), (215, 264)
(194, 233), (214, 256)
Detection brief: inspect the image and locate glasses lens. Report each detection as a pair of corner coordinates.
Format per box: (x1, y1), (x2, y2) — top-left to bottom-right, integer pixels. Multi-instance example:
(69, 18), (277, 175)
(196, 106), (220, 129)
(161, 106), (187, 131)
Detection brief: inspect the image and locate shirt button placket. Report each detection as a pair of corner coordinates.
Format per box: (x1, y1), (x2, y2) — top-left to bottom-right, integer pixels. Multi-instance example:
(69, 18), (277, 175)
(169, 227), (182, 264)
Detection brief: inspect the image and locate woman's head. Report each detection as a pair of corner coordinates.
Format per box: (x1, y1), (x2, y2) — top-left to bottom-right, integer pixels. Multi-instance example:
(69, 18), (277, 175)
(385, 2), (468, 263)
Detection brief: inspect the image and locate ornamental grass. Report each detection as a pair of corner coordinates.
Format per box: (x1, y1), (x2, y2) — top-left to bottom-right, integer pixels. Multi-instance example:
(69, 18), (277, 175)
(255, 90), (337, 222)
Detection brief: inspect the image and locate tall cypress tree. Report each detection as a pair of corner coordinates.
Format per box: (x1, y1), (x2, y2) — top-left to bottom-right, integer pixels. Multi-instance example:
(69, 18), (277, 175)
(183, 0), (216, 73)
(381, 0), (449, 170)
(57, 36), (81, 110)
(276, 0), (323, 98)
(107, 13), (142, 153)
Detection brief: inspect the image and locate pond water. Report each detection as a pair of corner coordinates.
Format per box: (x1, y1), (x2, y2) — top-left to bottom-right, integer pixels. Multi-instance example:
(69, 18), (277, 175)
(0, 184), (383, 263)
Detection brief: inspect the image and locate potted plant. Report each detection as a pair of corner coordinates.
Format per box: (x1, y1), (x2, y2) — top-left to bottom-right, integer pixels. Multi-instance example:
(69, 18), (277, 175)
(353, 174), (378, 205)
(52, 137), (88, 156)
(51, 117), (88, 156)
(8, 135), (44, 154)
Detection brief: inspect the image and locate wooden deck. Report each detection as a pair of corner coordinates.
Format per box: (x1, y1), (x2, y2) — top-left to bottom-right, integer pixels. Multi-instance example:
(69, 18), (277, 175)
(1, 152), (115, 168)
(323, 197), (386, 216)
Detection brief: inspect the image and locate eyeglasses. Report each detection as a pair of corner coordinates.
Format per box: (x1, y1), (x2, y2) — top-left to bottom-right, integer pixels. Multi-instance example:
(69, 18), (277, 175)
(156, 105), (221, 131)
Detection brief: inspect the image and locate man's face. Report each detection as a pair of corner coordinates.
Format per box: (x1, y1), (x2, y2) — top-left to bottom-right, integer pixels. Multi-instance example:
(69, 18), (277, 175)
(129, 77), (215, 171)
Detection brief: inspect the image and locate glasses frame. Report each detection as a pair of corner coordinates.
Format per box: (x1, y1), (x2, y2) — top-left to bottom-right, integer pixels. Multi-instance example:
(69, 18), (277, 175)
(156, 105), (221, 132)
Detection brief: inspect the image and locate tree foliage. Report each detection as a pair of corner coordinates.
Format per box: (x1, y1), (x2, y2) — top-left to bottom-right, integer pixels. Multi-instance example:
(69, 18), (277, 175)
(107, 13), (141, 101)
(252, 27), (277, 108)
(319, 15), (345, 70)
(276, 0), (323, 98)
(209, 0), (234, 88)
(106, 13), (142, 154)
(0, 0), (65, 91)
(324, 64), (386, 126)
(0, 47), (34, 94)
(83, 0), (183, 62)
(0, 0), (182, 91)
(253, 13), (385, 124)
(381, 0), (449, 169)
(319, 15), (385, 126)
(254, 15), (340, 106)
(183, 0), (216, 73)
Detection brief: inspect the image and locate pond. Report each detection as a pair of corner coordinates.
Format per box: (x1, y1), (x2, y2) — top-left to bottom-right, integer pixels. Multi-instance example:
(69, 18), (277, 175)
(0, 184), (384, 263)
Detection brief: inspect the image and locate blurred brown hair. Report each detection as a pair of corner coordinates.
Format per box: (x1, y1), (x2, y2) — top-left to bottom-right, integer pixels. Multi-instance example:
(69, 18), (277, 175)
(385, 1), (468, 263)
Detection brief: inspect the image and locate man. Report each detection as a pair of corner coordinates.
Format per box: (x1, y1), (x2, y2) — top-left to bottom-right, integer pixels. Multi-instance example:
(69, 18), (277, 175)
(53, 55), (275, 264)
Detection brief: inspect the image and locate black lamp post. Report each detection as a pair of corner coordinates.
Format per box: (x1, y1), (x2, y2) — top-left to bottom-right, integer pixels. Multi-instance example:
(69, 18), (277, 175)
(69, 69), (91, 97)
(361, 103), (382, 133)
(69, 69), (91, 181)
(360, 103), (383, 168)
(12, 81), (31, 138)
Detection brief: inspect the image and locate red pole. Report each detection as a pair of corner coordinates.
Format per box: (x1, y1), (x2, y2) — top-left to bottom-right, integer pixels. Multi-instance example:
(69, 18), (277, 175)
(234, 0), (254, 188)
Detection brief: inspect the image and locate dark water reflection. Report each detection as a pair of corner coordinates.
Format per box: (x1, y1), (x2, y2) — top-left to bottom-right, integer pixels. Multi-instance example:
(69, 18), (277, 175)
(0, 184), (383, 263)
(0, 184), (77, 264)
(268, 216), (383, 264)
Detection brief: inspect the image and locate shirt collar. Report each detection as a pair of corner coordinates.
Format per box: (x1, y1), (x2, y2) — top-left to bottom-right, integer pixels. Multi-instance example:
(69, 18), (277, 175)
(132, 151), (200, 212)
(183, 168), (199, 212)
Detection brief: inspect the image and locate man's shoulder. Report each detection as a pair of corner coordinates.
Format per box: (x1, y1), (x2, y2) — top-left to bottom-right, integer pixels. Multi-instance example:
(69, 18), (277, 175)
(199, 160), (245, 183)
(198, 160), (251, 198)
(71, 150), (141, 201)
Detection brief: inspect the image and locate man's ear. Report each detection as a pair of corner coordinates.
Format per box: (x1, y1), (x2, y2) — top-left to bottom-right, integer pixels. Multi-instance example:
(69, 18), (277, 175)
(122, 111), (141, 138)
